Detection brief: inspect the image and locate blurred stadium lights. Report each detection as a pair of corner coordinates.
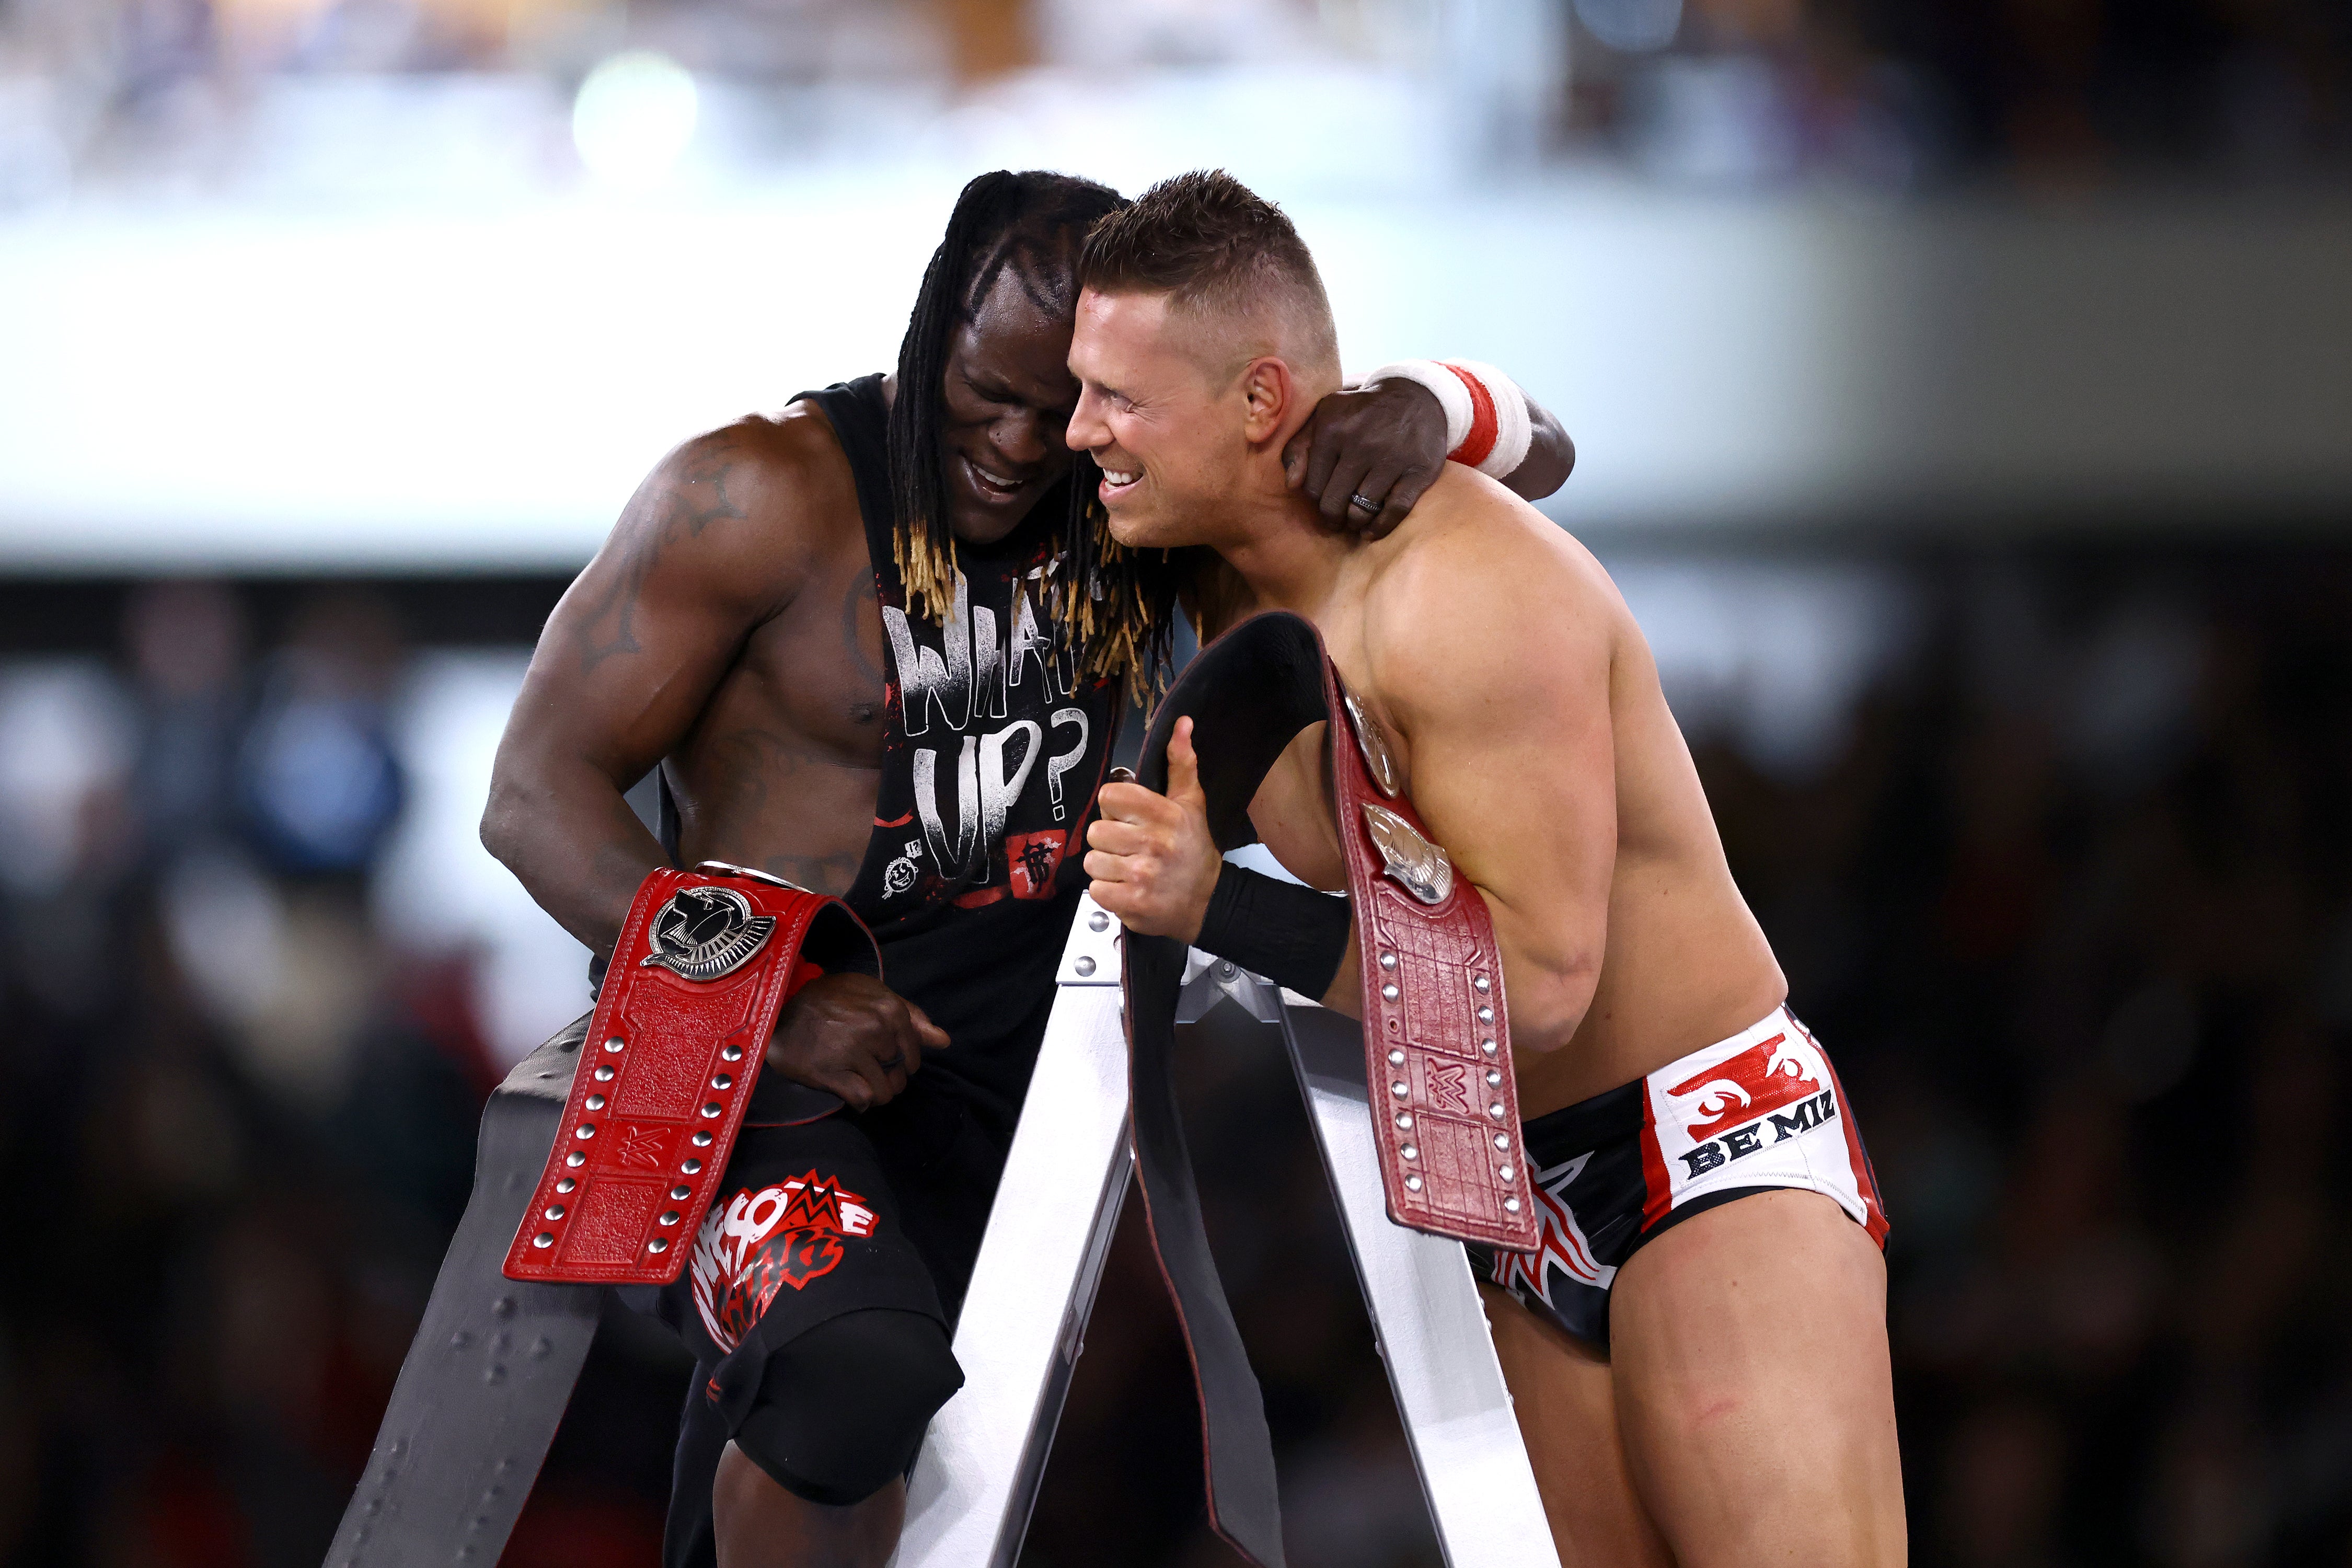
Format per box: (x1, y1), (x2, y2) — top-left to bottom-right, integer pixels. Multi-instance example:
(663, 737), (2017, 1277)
(1573, 0), (1681, 55)
(571, 50), (700, 190)
(0, 183), (2346, 571)
(0, 0), (2339, 570)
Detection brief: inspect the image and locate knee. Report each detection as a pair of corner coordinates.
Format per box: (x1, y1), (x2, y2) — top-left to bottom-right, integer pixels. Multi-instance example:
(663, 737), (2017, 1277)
(733, 1309), (963, 1507)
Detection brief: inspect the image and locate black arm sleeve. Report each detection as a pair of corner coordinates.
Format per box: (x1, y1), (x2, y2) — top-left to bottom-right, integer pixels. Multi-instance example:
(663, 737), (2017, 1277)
(1191, 862), (1352, 1001)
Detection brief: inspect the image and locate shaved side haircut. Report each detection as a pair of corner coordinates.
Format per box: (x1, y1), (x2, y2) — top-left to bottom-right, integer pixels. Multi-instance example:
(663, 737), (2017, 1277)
(1076, 169), (1342, 386)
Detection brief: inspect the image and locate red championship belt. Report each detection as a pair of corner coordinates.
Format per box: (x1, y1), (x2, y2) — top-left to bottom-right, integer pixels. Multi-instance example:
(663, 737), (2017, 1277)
(1324, 666), (1540, 1252)
(503, 862), (879, 1287)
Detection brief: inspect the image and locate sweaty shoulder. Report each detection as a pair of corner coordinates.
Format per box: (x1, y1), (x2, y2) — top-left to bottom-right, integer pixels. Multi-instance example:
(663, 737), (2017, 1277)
(603, 401), (862, 618)
(1357, 465), (1625, 708)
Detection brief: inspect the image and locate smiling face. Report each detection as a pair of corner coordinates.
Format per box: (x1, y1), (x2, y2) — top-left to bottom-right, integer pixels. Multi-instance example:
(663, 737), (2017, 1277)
(1065, 287), (1260, 551)
(935, 266), (1083, 546)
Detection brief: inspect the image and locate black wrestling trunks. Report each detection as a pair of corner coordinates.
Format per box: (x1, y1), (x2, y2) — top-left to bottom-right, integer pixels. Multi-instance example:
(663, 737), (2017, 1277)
(1469, 1004), (1889, 1344)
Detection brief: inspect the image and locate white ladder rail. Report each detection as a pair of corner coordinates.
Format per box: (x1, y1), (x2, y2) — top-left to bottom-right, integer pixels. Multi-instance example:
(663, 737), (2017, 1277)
(891, 896), (1131, 1568)
(893, 913), (1562, 1568)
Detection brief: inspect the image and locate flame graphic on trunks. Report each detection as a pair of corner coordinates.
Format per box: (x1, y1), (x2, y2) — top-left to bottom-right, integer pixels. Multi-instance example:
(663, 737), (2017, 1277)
(1496, 1153), (1612, 1296)
(1665, 1033), (1818, 1138)
(688, 1171), (875, 1355)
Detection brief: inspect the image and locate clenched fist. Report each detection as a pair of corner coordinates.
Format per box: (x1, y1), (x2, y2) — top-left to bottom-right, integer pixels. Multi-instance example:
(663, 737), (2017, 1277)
(765, 972), (948, 1112)
(1085, 716), (1223, 941)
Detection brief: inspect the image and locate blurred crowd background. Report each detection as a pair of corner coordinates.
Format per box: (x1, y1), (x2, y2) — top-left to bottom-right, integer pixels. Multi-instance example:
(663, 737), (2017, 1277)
(1, 0), (2349, 1565)
(2, 0), (2346, 191)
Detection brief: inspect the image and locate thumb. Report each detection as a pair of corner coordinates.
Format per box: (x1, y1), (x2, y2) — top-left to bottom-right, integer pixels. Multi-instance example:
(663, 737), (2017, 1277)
(907, 1002), (951, 1049)
(1168, 716), (1207, 809)
(1282, 420), (1311, 488)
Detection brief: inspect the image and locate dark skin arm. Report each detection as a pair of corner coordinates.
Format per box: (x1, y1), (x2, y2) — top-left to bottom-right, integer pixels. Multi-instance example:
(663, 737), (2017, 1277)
(483, 426), (787, 951)
(1283, 376), (1575, 539)
(481, 418), (946, 1112)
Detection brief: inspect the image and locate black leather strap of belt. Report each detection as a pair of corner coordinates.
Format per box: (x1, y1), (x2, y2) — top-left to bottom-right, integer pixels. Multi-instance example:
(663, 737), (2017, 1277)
(1125, 610), (1334, 1568)
(324, 1016), (604, 1568)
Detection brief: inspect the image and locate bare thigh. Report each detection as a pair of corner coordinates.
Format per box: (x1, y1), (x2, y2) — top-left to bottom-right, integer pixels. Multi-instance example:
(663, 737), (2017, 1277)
(1479, 1283), (1674, 1568)
(1609, 1189), (1905, 1568)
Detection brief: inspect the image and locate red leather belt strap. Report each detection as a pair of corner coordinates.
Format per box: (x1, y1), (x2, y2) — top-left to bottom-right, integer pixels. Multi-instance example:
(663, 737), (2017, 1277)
(1121, 610), (1538, 1568)
(1325, 654), (1541, 1251)
(503, 862), (879, 1287)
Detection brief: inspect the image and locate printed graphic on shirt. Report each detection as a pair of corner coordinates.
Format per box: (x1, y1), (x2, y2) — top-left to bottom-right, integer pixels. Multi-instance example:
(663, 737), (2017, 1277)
(1005, 828), (1071, 900)
(873, 559), (1112, 914)
(688, 1171), (877, 1355)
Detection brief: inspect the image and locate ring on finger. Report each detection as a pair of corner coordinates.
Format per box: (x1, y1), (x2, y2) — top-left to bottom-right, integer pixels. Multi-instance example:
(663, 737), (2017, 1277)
(1350, 492), (1379, 513)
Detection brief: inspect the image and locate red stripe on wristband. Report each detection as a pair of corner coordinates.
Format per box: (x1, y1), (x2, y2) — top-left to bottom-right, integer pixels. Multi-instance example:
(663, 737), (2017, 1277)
(1443, 362), (1498, 469)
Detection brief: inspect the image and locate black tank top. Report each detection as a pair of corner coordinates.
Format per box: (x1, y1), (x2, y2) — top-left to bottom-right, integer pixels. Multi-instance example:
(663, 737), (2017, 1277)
(795, 374), (1122, 1126)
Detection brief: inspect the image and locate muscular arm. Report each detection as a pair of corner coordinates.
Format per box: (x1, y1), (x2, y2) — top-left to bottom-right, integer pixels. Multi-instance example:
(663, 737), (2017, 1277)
(1226, 520), (1615, 1048)
(482, 424), (813, 956)
(1091, 486), (1615, 1053)
(1366, 507), (1617, 1052)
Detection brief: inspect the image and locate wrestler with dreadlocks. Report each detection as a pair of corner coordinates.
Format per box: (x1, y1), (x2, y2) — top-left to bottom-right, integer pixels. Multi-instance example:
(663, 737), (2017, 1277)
(481, 169), (1573, 1568)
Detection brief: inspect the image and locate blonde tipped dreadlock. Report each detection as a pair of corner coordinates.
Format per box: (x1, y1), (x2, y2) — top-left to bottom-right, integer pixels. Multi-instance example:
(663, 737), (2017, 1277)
(885, 171), (1180, 702)
(1047, 486), (1183, 706)
(889, 527), (960, 633)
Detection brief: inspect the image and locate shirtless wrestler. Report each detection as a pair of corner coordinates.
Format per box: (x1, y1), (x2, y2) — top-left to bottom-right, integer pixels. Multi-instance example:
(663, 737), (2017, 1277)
(1071, 171), (1904, 1568)
(479, 168), (1576, 1568)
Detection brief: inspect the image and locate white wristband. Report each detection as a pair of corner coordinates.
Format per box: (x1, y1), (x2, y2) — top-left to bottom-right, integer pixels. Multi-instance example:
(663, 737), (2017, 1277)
(1442, 360), (1533, 479)
(1365, 360), (1473, 455)
(1364, 359), (1531, 479)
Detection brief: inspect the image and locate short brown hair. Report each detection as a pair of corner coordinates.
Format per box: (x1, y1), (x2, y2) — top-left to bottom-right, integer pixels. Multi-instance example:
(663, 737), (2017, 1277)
(1076, 168), (1339, 379)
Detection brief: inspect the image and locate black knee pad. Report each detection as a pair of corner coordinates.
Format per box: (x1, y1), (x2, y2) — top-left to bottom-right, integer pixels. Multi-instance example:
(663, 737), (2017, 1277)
(732, 1307), (964, 1507)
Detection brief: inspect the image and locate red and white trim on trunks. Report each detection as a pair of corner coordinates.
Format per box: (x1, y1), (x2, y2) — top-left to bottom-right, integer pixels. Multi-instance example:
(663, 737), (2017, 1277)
(1363, 359), (1533, 480)
(1635, 1005), (1889, 1244)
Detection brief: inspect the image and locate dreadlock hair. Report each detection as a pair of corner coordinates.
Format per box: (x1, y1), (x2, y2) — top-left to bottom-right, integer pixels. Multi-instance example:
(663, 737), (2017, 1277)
(886, 169), (1185, 703)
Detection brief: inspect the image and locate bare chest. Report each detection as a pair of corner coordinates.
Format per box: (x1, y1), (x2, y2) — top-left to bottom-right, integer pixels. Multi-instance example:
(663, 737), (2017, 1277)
(724, 562), (892, 759)
(668, 548), (890, 892)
